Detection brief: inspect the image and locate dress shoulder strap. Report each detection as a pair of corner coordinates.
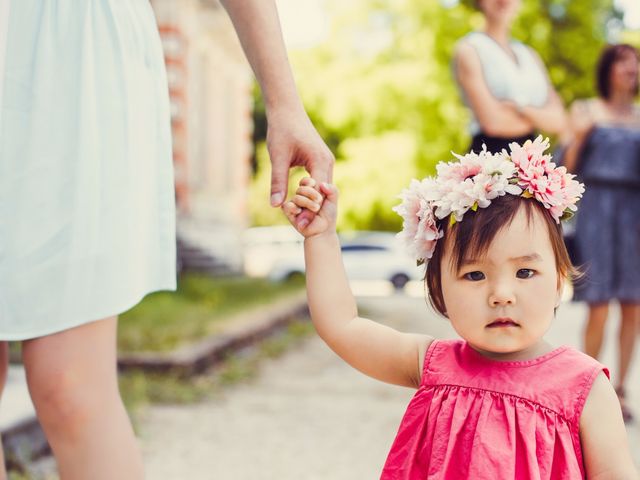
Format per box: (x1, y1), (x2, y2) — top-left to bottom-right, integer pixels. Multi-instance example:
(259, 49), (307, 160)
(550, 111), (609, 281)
(538, 347), (609, 424)
(419, 338), (464, 387)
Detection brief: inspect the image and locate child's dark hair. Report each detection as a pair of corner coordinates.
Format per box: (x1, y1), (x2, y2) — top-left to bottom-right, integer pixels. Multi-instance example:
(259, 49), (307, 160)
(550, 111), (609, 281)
(425, 195), (577, 317)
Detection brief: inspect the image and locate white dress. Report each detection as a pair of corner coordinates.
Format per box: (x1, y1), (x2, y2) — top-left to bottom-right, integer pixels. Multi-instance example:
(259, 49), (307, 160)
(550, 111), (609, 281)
(0, 0), (176, 339)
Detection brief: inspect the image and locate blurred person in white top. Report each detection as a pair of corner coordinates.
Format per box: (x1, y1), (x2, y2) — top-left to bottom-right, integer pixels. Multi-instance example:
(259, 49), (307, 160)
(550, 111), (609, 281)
(453, 0), (567, 153)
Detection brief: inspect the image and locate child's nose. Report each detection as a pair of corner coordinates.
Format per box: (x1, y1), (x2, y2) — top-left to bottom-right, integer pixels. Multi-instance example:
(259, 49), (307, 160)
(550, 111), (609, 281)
(488, 282), (516, 307)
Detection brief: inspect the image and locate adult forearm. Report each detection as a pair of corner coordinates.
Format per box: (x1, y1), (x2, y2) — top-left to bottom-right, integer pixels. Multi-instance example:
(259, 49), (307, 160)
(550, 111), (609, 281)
(561, 135), (587, 173)
(304, 233), (358, 341)
(220, 0), (304, 114)
(521, 104), (568, 135)
(478, 104), (535, 137)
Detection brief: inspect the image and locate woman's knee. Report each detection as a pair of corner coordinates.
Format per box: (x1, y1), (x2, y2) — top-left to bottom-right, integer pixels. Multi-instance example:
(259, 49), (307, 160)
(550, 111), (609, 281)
(21, 318), (121, 439)
(27, 365), (117, 440)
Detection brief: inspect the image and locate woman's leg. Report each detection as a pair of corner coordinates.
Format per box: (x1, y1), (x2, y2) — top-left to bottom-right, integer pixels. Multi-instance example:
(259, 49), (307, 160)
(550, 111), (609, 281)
(583, 302), (610, 358)
(22, 317), (143, 480)
(0, 342), (9, 480)
(617, 303), (640, 389)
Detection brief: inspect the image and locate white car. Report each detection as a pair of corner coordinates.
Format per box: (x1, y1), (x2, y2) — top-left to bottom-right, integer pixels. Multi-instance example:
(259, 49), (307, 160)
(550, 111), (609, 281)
(267, 230), (424, 289)
(242, 226), (305, 279)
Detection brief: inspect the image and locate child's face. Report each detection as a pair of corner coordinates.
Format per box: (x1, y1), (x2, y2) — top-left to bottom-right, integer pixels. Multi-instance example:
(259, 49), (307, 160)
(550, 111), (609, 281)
(440, 207), (562, 360)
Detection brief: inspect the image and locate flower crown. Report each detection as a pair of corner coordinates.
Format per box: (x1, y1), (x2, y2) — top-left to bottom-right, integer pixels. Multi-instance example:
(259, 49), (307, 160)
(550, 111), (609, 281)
(393, 136), (585, 264)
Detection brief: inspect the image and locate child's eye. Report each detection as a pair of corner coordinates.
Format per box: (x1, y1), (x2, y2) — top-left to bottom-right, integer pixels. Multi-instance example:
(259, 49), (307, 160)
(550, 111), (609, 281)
(516, 269), (535, 279)
(463, 271), (485, 281)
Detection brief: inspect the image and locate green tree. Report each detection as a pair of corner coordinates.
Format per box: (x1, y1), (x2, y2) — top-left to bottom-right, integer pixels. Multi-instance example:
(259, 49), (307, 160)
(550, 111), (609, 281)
(250, 0), (621, 231)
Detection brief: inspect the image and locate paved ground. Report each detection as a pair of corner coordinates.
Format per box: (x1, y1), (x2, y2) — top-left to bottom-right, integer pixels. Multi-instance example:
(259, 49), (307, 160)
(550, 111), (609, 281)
(140, 285), (640, 479)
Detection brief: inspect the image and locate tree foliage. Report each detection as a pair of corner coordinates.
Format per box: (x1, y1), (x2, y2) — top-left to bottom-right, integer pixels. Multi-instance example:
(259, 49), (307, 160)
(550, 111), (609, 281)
(250, 0), (624, 231)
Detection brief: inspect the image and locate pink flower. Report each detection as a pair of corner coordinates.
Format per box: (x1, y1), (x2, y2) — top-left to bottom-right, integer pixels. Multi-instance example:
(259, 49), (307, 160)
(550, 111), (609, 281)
(509, 135), (552, 169)
(393, 179), (443, 261)
(438, 153), (483, 183)
(393, 136), (585, 262)
(524, 174), (564, 208)
(511, 139), (584, 222)
(548, 168), (585, 222)
(414, 201), (442, 260)
(393, 179), (423, 246)
(436, 149), (521, 222)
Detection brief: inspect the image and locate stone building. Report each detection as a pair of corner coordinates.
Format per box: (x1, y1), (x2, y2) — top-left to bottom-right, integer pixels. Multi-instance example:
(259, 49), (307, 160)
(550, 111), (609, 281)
(150, 0), (254, 273)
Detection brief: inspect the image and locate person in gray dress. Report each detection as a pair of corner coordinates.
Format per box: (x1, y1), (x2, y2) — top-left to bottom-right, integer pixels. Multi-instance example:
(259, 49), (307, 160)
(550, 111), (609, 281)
(563, 44), (640, 423)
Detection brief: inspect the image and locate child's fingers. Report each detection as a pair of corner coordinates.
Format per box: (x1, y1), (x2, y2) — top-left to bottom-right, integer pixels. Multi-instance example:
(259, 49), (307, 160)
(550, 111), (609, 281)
(282, 201), (302, 223)
(292, 193), (321, 213)
(295, 185), (323, 204)
(319, 182), (339, 202)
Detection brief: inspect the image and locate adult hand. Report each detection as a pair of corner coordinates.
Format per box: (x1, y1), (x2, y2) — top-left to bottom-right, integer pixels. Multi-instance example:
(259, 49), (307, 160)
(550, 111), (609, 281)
(282, 177), (338, 239)
(266, 106), (335, 226)
(568, 100), (596, 140)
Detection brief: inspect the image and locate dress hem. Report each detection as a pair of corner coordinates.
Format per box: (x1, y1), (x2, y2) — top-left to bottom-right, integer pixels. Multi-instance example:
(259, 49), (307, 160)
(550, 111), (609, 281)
(0, 281), (177, 341)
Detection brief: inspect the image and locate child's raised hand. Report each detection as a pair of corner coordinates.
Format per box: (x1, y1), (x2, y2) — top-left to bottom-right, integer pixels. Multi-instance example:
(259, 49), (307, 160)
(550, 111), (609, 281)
(282, 177), (338, 238)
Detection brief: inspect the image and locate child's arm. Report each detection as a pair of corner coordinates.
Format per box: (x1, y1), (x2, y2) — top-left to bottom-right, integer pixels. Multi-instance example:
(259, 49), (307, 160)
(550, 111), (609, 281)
(579, 372), (638, 479)
(282, 178), (433, 388)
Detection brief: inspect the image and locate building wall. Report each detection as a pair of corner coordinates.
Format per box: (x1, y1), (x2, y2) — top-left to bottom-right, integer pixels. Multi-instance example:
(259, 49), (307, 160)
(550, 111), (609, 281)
(150, 0), (254, 269)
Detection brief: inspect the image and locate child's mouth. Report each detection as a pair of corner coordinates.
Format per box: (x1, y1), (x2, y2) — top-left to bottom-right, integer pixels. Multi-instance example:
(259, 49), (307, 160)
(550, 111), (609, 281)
(487, 318), (519, 328)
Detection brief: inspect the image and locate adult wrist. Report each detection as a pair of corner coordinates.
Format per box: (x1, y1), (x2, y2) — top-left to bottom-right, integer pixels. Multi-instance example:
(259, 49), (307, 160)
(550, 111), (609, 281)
(264, 89), (306, 120)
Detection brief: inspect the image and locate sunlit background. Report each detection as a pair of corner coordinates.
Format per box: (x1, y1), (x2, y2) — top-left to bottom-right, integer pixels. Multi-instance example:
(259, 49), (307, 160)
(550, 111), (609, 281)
(245, 0), (640, 234)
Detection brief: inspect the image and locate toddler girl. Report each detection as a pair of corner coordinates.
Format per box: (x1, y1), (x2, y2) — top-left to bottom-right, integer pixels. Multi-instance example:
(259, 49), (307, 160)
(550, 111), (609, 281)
(282, 136), (638, 479)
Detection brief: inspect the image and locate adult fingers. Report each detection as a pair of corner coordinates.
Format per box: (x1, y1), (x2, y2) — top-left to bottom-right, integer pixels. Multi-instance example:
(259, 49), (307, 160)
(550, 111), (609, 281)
(269, 151), (291, 207)
(299, 177), (316, 188)
(308, 149), (335, 184)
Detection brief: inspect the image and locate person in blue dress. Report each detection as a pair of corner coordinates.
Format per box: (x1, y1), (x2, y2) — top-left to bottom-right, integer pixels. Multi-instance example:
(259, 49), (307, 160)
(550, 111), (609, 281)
(563, 43), (640, 423)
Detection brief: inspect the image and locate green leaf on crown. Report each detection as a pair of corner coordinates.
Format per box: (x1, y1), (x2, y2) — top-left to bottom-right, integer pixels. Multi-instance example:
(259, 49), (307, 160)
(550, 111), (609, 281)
(560, 209), (575, 222)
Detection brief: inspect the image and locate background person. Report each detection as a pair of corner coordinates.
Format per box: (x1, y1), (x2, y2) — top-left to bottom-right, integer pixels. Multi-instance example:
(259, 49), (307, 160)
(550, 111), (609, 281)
(563, 43), (640, 423)
(453, 0), (567, 153)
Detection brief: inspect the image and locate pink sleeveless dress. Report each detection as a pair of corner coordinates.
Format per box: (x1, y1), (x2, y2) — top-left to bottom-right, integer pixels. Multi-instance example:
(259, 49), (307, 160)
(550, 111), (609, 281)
(381, 339), (608, 479)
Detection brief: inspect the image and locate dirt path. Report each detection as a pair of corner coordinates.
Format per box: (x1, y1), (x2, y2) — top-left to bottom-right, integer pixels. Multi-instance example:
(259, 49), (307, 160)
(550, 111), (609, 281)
(141, 294), (640, 479)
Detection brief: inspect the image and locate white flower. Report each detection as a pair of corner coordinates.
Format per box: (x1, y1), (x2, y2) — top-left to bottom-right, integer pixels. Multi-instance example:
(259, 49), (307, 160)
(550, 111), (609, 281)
(393, 137), (585, 261)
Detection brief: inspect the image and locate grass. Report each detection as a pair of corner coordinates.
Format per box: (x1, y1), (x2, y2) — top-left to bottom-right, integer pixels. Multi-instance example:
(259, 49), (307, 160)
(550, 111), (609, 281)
(6, 274), (305, 362)
(118, 319), (315, 417)
(117, 273), (304, 353)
